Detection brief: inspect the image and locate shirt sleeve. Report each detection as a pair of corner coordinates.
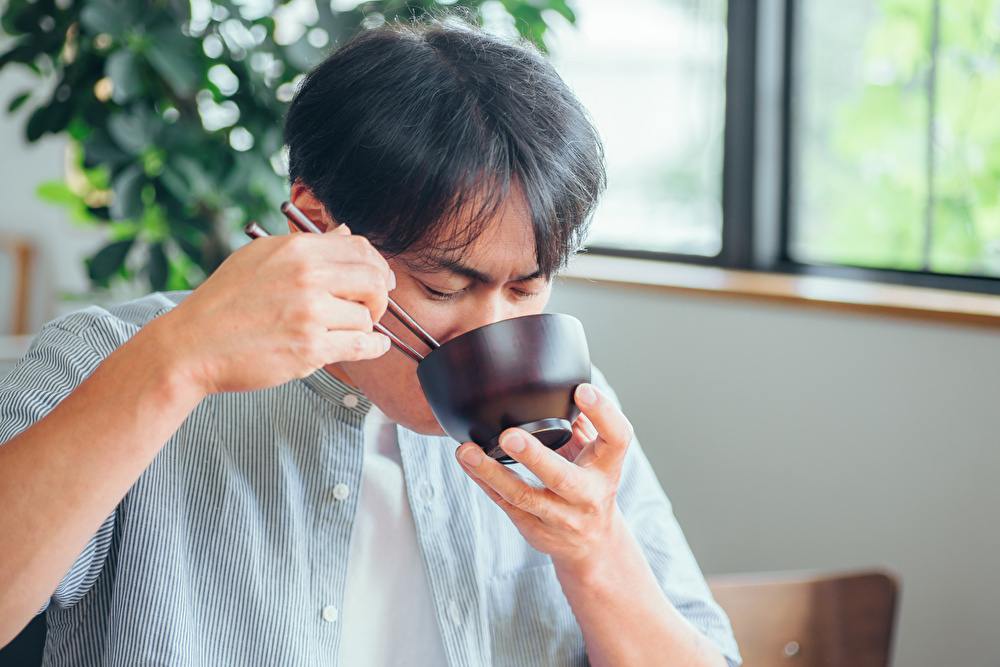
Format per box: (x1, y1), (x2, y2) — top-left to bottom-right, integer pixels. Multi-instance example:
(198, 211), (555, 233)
(0, 309), (135, 611)
(590, 366), (743, 667)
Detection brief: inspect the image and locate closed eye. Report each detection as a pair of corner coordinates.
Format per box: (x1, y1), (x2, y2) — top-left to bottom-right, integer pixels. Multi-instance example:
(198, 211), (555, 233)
(510, 286), (543, 301)
(422, 284), (463, 301)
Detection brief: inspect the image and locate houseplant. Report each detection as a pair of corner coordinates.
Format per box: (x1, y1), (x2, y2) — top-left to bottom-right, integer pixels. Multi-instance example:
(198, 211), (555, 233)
(0, 0), (575, 292)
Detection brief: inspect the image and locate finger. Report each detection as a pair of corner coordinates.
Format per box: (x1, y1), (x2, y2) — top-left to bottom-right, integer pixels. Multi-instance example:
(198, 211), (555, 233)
(320, 330), (391, 363)
(456, 442), (563, 521)
(557, 414), (597, 463)
(317, 233), (396, 291)
(320, 298), (373, 333)
(456, 445), (542, 521)
(456, 450), (520, 512)
(498, 429), (590, 504)
(574, 383), (634, 468)
(317, 263), (390, 324)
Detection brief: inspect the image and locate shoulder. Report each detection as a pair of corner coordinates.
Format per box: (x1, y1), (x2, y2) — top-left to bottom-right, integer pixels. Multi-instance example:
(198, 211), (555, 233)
(23, 292), (190, 360)
(0, 292), (193, 441)
(45, 291), (190, 340)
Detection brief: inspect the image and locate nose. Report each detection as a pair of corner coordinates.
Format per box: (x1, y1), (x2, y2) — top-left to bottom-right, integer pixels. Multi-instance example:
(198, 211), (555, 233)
(447, 292), (517, 341)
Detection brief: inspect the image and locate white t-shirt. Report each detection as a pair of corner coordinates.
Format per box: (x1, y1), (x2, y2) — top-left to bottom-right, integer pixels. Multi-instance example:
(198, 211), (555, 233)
(338, 406), (450, 666)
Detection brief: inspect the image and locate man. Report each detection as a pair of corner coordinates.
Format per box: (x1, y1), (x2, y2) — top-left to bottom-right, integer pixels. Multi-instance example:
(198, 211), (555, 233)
(0, 20), (741, 667)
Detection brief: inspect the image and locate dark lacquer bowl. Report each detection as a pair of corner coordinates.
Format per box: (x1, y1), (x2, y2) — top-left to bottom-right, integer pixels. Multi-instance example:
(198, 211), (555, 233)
(416, 313), (591, 464)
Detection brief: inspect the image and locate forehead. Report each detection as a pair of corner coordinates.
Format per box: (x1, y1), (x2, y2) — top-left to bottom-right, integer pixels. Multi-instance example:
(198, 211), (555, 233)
(400, 190), (541, 280)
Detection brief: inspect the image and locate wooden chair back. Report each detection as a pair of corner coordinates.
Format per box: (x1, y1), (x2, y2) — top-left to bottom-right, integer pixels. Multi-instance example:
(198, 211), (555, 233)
(0, 235), (35, 335)
(707, 569), (899, 667)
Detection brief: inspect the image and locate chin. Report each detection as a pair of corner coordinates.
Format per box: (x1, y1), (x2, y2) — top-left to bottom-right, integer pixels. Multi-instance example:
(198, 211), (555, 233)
(413, 418), (449, 438)
(374, 398), (449, 439)
(403, 405), (449, 438)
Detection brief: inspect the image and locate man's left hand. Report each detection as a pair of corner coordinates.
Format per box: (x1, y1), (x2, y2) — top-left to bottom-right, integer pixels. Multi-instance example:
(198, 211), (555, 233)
(455, 383), (634, 568)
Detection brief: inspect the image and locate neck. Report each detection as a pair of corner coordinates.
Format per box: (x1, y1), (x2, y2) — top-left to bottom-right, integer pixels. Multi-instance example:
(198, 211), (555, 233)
(323, 363), (357, 388)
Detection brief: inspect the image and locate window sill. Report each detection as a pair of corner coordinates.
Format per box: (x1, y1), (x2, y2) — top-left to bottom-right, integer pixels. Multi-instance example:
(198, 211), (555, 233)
(560, 254), (1000, 330)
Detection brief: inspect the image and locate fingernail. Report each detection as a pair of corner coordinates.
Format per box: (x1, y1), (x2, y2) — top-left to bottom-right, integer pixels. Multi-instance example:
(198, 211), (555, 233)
(501, 431), (526, 454)
(576, 383), (597, 407)
(380, 334), (391, 353)
(389, 270), (397, 290)
(460, 445), (484, 467)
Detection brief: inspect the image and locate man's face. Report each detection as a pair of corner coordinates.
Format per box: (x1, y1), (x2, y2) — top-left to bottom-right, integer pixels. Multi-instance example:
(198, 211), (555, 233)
(321, 191), (553, 434)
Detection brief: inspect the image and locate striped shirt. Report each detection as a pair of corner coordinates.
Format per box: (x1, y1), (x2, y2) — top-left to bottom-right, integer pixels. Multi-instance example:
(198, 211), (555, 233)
(0, 293), (741, 667)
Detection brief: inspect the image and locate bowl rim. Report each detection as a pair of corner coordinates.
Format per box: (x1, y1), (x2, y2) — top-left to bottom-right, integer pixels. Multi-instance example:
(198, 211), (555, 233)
(416, 312), (582, 367)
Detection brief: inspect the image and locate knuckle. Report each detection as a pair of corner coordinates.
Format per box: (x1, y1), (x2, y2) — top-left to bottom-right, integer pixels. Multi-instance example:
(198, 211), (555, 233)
(353, 304), (374, 330)
(616, 420), (634, 445)
(509, 486), (535, 511)
(285, 233), (313, 256)
(549, 465), (575, 495)
(349, 333), (370, 358)
(349, 236), (375, 260)
(294, 299), (322, 323)
(581, 498), (602, 518)
(291, 269), (317, 290)
(360, 263), (383, 288)
(563, 514), (586, 538)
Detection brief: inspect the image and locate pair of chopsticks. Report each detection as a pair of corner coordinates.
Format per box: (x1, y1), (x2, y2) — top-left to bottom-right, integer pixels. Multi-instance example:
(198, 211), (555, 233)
(243, 202), (440, 363)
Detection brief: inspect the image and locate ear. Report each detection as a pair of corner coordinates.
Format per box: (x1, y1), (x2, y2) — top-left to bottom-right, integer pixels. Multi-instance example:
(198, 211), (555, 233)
(289, 181), (337, 233)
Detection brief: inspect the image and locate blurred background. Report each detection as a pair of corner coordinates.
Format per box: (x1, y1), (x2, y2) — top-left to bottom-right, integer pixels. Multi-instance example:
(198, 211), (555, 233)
(2, 0), (1000, 665)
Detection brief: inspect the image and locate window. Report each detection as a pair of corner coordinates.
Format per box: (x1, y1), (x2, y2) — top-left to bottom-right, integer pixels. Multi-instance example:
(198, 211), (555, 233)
(549, 0), (1000, 295)
(545, 0), (728, 257)
(791, 0), (1000, 282)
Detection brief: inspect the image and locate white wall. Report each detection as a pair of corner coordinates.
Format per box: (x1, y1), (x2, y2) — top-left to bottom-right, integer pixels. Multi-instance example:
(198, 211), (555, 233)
(549, 280), (1000, 667)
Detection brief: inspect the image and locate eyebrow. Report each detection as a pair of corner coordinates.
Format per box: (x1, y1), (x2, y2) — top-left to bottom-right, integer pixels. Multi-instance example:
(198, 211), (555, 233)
(405, 253), (545, 284)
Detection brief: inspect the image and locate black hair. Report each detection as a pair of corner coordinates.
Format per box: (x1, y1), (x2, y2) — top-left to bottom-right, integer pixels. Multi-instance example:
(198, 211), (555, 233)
(283, 18), (606, 276)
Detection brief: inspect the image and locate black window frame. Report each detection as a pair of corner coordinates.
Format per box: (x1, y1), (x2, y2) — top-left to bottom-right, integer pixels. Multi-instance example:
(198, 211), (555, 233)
(583, 0), (1000, 297)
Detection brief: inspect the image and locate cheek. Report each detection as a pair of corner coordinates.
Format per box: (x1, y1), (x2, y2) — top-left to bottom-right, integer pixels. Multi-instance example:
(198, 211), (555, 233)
(340, 346), (445, 434)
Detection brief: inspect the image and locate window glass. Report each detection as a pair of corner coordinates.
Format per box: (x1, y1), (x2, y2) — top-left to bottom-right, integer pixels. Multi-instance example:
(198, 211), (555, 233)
(791, 0), (1000, 278)
(544, 0), (728, 256)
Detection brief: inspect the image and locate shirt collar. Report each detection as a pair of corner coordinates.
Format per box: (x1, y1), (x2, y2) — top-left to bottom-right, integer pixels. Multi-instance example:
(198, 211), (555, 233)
(299, 368), (372, 418)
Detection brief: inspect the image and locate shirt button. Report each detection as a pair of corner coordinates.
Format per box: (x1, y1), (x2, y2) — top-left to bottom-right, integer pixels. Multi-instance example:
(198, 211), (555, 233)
(342, 394), (360, 408)
(322, 605), (339, 623)
(448, 599), (462, 626)
(421, 482), (435, 504)
(331, 483), (351, 501)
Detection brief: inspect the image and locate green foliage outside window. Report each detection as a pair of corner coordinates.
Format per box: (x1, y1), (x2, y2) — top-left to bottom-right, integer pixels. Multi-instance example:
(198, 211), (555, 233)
(0, 0), (575, 292)
(795, 0), (1000, 278)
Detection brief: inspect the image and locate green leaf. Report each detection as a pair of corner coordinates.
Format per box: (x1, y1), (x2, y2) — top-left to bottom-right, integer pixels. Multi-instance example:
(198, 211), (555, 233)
(148, 242), (169, 291)
(25, 103), (50, 142)
(546, 0), (576, 24)
(36, 180), (80, 205)
(109, 163), (145, 220)
(158, 162), (192, 201)
(106, 112), (151, 156)
(79, 0), (128, 38)
(87, 206), (112, 221)
(10, 3), (46, 35)
(105, 49), (143, 103)
(7, 91), (31, 113)
(83, 132), (131, 169)
(174, 234), (203, 265)
(48, 101), (73, 135)
(0, 38), (39, 70)
(88, 238), (134, 284)
(146, 30), (202, 98)
(25, 95), (74, 141)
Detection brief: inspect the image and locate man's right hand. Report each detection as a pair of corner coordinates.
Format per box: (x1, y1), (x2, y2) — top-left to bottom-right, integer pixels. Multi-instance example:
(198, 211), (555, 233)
(143, 224), (394, 397)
